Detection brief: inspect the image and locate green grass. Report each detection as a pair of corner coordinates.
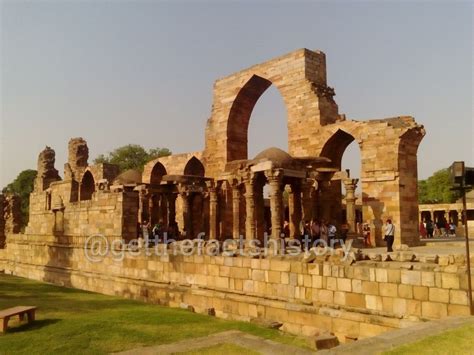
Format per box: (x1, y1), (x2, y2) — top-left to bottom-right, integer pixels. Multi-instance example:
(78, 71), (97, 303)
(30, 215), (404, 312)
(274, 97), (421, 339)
(0, 274), (307, 354)
(384, 323), (474, 355)
(180, 343), (259, 355)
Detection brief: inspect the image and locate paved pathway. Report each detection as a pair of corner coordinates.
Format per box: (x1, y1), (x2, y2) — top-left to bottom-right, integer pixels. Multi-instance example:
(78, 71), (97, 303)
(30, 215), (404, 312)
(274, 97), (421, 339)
(116, 330), (314, 355)
(318, 316), (474, 354)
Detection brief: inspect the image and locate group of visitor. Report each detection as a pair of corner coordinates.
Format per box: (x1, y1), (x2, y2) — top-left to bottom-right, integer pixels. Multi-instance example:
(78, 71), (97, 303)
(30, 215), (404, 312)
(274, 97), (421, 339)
(138, 220), (181, 244)
(282, 219), (348, 244)
(419, 218), (456, 238)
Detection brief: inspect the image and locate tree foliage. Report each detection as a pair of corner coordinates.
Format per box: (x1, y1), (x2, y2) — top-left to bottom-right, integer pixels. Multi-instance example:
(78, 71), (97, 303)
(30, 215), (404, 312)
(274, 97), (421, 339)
(2, 169), (37, 227)
(418, 168), (460, 204)
(94, 145), (171, 172)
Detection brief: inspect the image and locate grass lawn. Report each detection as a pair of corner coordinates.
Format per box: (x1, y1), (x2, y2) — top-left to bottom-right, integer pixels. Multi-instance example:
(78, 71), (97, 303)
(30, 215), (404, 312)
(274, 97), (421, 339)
(0, 274), (308, 354)
(384, 323), (474, 355)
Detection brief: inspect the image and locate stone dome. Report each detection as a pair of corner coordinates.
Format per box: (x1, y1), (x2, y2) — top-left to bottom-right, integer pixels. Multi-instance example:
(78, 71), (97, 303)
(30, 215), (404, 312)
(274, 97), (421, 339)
(113, 169), (142, 185)
(253, 147), (293, 167)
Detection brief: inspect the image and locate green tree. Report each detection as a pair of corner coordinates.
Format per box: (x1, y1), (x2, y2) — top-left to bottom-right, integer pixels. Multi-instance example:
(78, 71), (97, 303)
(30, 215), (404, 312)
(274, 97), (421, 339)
(418, 168), (460, 204)
(2, 169), (37, 227)
(93, 145), (171, 172)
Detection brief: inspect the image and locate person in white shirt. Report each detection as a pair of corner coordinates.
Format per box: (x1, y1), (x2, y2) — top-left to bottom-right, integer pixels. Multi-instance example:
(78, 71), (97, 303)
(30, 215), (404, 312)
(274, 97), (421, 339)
(384, 219), (395, 252)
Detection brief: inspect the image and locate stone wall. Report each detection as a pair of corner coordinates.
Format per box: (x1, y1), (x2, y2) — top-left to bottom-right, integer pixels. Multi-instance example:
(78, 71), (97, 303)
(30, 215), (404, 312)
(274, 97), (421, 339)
(2, 235), (471, 342)
(26, 189), (138, 240)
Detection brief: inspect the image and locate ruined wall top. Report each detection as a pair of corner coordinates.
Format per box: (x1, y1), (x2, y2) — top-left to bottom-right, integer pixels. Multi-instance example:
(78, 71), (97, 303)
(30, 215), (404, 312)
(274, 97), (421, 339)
(65, 137), (89, 180)
(34, 146), (61, 191)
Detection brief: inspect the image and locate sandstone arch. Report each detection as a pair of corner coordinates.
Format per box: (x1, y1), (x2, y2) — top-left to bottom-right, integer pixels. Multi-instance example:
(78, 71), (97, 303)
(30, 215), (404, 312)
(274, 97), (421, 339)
(184, 156), (205, 177)
(150, 162), (167, 185)
(203, 49), (339, 176)
(79, 170), (95, 201)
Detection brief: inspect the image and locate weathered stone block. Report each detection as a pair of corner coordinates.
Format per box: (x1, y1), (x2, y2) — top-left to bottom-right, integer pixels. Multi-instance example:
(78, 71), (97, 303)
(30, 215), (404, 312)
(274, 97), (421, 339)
(361, 281), (379, 295)
(422, 301), (448, 318)
(429, 288), (449, 303)
(398, 284), (413, 298)
(441, 273), (460, 289)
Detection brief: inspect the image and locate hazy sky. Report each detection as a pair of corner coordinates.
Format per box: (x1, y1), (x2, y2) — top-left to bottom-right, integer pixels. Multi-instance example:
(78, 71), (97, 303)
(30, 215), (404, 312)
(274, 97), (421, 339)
(1, 0), (472, 188)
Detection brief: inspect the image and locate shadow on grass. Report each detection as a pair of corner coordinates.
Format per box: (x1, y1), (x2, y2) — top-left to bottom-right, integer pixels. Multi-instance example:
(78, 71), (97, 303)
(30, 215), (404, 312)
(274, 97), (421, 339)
(3, 319), (61, 334)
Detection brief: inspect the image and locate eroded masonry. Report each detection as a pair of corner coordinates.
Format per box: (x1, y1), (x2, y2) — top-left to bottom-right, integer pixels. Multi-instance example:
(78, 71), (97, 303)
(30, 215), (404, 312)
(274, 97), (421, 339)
(3, 49), (469, 343)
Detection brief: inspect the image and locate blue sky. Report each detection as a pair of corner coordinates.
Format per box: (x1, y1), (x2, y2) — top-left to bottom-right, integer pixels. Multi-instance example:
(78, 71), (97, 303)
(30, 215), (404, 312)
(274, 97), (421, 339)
(1, 1), (472, 187)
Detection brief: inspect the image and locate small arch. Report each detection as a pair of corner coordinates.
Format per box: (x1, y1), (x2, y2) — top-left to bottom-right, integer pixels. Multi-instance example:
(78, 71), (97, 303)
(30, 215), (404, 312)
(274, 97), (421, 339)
(150, 162), (167, 185)
(80, 171), (95, 201)
(184, 157), (205, 177)
(320, 129), (356, 168)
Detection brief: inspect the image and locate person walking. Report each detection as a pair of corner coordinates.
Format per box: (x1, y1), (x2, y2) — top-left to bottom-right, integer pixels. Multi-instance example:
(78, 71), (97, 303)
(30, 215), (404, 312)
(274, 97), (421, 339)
(426, 219), (434, 238)
(384, 219), (395, 252)
(362, 222), (371, 247)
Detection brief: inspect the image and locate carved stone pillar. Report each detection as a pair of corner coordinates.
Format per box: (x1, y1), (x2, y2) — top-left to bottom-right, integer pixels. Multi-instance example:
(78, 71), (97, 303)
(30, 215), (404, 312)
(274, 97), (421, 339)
(311, 181), (320, 220)
(266, 170), (283, 240)
(206, 182), (218, 240)
(457, 209), (463, 226)
(160, 194), (168, 226)
(244, 173), (256, 241)
(168, 193), (177, 225)
(180, 191), (192, 238)
(285, 184), (302, 239)
(231, 181), (241, 240)
(138, 188), (150, 224)
(343, 178), (358, 232)
(301, 179), (312, 222)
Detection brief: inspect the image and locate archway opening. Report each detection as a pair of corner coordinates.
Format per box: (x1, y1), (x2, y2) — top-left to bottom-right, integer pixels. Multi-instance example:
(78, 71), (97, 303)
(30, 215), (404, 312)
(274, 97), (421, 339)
(319, 129), (363, 232)
(341, 140), (363, 228)
(227, 75), (288, 162)
(80, 171), (95, 201)
(248, 85), (288, 160)
(184, 157), (205, 177)
(150, 162), (167, 185)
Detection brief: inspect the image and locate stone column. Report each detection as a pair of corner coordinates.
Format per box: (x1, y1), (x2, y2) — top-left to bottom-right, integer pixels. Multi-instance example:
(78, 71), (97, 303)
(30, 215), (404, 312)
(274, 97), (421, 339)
(254, 181), (265, 240)
(457, 209), (463, 226)
(180, 191), (192, 238)
(138, 189), (150, 224)
(206, 182), (218, 240)
(168, 193), (177, 225)
(231, 181), (241, 240)
(265, 170), (283, 240)
(301, 179), (312, 222)
(311, 180), (320, 220)
(244, 174), (256, 241)
(160, 194), (168, 226)
(343, 178), (358, 232)
(285, 184), (302, 239)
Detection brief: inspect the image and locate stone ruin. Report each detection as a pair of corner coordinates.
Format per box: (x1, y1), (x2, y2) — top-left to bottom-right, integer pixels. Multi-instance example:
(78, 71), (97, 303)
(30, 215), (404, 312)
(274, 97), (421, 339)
(0, 194), (22, 247)
(13, 49), (426, 246)
(5, 49), (461, 344)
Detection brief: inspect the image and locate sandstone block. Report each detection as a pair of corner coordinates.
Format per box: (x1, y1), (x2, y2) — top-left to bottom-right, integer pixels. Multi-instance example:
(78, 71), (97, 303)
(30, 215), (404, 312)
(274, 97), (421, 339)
(308, 334), (339, 350)
(422, 302), (448, 318)
(379, 283), (398, 297)
(398, 284), (413, 299)
(441, 273), (460, 289)
(362, 281), (379, 295)
(413, 286), (429, 301)
(429, 288), (449, 303)
(401, 270), (421, 286)
(450, 289), (469, 305)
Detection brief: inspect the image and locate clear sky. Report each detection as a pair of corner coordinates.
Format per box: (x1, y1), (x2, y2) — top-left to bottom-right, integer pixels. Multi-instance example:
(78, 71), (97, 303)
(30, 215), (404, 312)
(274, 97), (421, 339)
(1, 0), (472, 188)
